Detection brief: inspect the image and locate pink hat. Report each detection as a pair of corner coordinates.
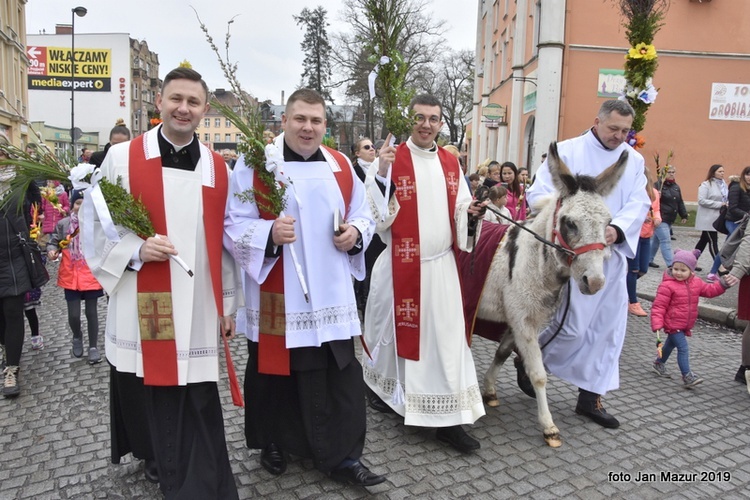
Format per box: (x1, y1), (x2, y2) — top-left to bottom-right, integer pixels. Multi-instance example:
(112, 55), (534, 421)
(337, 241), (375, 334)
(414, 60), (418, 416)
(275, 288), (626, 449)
(672, 249), (700, 272)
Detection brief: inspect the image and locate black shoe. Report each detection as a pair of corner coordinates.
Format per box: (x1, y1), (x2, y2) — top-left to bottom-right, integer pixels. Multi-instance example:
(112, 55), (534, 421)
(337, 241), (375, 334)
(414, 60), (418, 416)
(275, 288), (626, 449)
(260, 443), (287, 476)
(575, 390), (620, 429)
(514, 356), (536, 399)
(143, 459), (159, 484)
(72, 338), (83, 358)
(648, 262), (659, 268)
(671, 236), (676, 241)
(330, 460), (386, 487)
(366, 387), (395, 414)
(735, 365), (747, 384)
(695, 266), (703, 272)
(436, 426), (481, 453)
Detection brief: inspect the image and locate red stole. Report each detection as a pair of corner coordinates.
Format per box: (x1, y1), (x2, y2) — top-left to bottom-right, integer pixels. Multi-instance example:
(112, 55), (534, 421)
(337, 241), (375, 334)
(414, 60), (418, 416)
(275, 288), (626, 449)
(391, 143), (461, 361)
(255, 145), (352, 375)
(128, 136), (238, 400)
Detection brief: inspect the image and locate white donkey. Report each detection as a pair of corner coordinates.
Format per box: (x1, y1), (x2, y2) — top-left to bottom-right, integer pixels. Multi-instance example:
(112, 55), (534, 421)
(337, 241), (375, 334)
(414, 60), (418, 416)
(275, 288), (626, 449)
(473, 142), (627, 448)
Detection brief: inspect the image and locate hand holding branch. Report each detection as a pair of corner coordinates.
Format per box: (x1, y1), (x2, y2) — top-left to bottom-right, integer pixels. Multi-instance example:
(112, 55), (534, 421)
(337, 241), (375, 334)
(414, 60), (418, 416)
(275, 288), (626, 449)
(139, 234), (178, 262)
(272, 216), (296, 245)
(377, 133), (396, 177)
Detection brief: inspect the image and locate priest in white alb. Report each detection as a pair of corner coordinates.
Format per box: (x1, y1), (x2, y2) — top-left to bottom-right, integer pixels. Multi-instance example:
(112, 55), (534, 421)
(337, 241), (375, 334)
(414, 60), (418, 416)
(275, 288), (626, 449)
(224, 89), (386, 487)
(363, 94), (487, 454)
(526, 99), (650, 429)
(80, 68), (242, 498)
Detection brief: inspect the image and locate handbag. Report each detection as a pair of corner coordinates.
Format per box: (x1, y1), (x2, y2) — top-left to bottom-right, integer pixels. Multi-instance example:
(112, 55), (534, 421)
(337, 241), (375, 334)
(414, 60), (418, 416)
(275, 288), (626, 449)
(720, 213), (750, 272)
(713, 205), (729, 235)
(7, 214), (50, 289)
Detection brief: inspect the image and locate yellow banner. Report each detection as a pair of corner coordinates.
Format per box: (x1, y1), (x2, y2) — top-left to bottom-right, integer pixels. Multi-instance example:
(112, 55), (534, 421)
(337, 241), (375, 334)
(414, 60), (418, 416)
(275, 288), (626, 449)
(45, 47), (111, 78)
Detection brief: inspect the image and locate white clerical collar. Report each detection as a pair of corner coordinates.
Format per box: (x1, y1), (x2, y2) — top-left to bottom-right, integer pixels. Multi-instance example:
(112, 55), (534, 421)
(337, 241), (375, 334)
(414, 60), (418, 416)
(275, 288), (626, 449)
(358, 159), (373, 169)
(412, 141), (437, 153)
(159, 129), (194, 152)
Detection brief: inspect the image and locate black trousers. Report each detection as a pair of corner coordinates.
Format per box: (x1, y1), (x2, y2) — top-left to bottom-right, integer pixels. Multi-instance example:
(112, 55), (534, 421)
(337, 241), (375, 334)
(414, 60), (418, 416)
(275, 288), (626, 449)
(244, 340), (367, 472)
(0, 294), (25, 366)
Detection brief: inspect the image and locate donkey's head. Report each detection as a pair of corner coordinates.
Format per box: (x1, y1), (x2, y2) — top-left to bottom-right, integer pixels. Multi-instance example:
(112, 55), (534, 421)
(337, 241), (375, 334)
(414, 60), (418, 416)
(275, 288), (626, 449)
(547, 142), (628, 295)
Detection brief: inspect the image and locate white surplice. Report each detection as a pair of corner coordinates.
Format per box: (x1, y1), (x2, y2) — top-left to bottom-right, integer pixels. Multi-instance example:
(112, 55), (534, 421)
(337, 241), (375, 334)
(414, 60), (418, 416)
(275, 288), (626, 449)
(80, 126), (243, 385)
(526, 130), (650, 395)
(223, 139), (375, 347)
(362, 138), (485, 427)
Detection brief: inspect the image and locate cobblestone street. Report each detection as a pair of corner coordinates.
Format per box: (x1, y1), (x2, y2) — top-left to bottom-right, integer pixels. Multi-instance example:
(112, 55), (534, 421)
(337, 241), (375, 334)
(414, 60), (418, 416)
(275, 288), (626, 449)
(2, 231), (750, 499)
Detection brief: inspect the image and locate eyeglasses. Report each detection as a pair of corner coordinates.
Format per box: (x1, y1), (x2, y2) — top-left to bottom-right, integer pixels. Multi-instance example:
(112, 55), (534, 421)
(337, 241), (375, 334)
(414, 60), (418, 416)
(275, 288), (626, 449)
(414, 114), (441, 125)
(360, 144), (374, 150)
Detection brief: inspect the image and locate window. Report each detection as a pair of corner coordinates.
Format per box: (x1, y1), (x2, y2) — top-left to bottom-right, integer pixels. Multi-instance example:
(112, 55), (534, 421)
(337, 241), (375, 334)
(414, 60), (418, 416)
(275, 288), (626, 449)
(226, 118), (231, 128)
(204, 118), (210, 128)
(225, 133), (231, 142)
(204, 133), (210, 142)
(133, 84), (138, 100)
(215, 118), (221, 128)
(214, 133), (220, 142)
(236, 133), (242, 142)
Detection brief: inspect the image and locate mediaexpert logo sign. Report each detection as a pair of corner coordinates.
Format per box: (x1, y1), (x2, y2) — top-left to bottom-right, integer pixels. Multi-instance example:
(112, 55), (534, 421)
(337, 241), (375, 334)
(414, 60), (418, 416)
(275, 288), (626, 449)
(26, 45), (111, 92)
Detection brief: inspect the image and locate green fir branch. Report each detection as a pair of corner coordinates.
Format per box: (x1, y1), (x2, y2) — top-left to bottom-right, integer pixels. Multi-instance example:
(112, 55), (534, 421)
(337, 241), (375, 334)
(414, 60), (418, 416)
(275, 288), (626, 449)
(616, 0), (670, 133)
(98, 176), (155, 238)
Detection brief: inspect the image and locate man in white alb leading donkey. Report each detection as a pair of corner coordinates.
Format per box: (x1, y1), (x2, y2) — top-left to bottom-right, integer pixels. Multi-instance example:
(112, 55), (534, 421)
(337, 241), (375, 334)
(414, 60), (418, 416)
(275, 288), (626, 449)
(526, 99), (650, 428)
(363, 94), (487, 453)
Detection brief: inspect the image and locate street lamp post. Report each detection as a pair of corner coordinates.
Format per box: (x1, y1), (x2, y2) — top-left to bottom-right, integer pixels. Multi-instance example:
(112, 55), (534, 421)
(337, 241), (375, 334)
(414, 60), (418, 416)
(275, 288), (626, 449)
(70, 6), (87, 156)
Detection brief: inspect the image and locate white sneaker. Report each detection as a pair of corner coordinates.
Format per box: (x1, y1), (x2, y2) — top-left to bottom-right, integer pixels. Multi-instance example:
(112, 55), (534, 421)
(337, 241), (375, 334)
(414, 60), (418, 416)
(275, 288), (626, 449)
(31, 335), (44, 350)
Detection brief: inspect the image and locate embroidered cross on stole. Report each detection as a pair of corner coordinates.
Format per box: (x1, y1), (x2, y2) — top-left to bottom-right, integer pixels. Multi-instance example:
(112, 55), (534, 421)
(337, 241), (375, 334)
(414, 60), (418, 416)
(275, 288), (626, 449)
(391, 144), (461, 361)
(255, 145), (352, 375)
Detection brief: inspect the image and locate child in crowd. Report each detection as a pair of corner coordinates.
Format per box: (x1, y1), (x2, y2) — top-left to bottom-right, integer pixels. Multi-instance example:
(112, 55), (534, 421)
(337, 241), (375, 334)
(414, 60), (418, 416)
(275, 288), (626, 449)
(484, 185), (512, 224)
(651, 249), (730, 387)
(46, 190), (103, 364)
(24, 288), (43, 350)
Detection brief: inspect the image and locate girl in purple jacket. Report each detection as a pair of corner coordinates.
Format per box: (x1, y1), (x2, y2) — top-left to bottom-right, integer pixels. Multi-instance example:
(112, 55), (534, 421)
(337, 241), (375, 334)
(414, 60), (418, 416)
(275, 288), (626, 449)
(651, 249), (730, 387)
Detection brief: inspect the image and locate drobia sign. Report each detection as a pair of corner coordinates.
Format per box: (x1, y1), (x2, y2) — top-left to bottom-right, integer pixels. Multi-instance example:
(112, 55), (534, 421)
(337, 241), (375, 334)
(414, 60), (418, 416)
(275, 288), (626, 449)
(709, 83), (750, 121)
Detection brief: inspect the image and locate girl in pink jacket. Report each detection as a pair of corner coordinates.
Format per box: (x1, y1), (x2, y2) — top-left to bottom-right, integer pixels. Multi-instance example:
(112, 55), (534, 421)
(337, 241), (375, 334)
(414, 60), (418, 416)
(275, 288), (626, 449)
(651, 249), (730, 387)
(46, 190), (103, 364)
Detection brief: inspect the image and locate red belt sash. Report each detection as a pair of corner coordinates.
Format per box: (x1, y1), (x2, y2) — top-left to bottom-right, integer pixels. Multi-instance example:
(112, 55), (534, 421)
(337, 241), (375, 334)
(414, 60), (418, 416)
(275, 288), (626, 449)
(391, 144), (461, 360)
(256, 145), (352, 375)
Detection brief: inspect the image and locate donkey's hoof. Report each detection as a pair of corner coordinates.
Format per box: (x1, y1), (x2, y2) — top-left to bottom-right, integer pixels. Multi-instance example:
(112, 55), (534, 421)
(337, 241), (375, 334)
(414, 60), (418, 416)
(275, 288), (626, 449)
(482, 394), (500, 407)
(543, 431), (563, 448)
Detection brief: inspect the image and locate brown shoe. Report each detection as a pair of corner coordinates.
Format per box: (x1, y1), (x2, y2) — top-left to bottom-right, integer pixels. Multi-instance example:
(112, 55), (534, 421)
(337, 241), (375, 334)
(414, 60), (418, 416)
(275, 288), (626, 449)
(628, 302), (647, 317)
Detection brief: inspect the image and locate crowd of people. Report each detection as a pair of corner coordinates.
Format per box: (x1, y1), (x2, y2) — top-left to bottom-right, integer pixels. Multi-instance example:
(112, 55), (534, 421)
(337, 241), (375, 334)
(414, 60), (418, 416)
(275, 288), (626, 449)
(3, 68), (750, 498)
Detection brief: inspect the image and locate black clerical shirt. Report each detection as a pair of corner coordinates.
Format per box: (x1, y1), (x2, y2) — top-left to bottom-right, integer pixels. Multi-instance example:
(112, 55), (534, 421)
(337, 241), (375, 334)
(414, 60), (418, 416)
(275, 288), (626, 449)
(157, 132), (201, 170)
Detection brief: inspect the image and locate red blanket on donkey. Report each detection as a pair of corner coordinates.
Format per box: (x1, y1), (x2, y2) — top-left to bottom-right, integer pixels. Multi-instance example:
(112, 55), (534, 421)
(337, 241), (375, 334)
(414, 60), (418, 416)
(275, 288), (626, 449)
(458, 220), (510, 342)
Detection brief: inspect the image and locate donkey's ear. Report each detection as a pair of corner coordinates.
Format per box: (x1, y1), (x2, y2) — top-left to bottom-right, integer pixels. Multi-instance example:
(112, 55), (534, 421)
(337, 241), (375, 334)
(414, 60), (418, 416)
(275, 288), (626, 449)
(595, 150), (629, 197)
(547, 142), (577, 197)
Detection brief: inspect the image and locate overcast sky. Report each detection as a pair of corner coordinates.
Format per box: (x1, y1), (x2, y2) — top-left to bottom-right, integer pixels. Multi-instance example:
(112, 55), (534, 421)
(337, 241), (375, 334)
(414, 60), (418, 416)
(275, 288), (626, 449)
(25, 0), (479, 103)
